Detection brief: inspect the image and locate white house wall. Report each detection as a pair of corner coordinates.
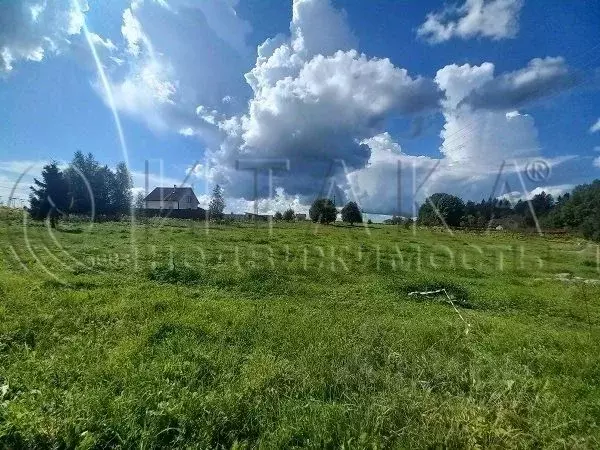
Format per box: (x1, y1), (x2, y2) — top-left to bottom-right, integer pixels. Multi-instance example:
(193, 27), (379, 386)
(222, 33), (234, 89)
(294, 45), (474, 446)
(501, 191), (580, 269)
(145, 200), (177, 209)
(145, 200), (199, 210)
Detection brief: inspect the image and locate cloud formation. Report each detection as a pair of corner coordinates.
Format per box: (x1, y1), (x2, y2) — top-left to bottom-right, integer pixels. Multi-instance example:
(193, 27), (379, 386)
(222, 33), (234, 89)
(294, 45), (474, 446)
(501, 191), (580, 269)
(342, 61), (583, 215)
(500, 184), (576, 202)
(435, 62), (540, 166)
(171, 0), (581, 215)
(344, 132), (579, 215)
(5, 0), (586, 216)
(0, 0), (88, 73)
(417, 0), (523, 44)
(98, 0), (253, 139)
(204, 0), (441, 201)
(460, 57), (578, 110)
(196, 187), (310, 216)
(590, 118), (600, 134)
(0, 159), (63, 207)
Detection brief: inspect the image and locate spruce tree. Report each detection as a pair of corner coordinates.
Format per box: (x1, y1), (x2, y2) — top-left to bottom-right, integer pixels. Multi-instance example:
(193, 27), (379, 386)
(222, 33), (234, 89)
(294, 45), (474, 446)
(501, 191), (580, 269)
(111, 162), (133, 215)
(29, 162), (69, 228)
(208, 184), (225, 220)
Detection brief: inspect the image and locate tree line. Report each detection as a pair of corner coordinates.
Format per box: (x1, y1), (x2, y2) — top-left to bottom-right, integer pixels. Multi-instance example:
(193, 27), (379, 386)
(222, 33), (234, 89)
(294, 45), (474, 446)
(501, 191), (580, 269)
(29, 151), (132, 227)
(28, 150), (600, 241)
(306, 199), (363, 225)
(273, 209), (297, 222)
(411, 180), (600, 241)
(270, 199), (364, 225)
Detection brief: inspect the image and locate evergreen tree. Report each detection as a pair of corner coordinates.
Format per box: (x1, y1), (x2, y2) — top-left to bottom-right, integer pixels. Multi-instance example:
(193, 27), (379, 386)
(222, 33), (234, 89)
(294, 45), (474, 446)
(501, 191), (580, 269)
(29, 162), (69, 228)
(65, 151), (102, 215)
(95, 165), (115, 215)
(111, 162), (133, 214)
(208, 184), (225, 220)
(64, 152), (133, 217)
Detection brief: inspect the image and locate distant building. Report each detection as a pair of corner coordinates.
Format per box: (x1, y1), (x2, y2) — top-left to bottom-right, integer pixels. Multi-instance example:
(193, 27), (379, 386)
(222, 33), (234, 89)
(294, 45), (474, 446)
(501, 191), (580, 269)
(143, 186), (199, 210)
(245, 212), (271, 221)
(228, 212), (247, 221)
(295, 213), (307, 221)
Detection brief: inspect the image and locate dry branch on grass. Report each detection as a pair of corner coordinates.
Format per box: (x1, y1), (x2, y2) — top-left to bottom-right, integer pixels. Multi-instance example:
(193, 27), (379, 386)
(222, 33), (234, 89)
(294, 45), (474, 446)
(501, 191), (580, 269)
(408, 288), (472, 333)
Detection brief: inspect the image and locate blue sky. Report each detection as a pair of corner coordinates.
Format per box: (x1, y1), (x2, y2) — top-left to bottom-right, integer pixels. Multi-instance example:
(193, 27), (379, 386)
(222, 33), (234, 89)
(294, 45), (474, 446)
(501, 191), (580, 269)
(1, 0), (599, 214)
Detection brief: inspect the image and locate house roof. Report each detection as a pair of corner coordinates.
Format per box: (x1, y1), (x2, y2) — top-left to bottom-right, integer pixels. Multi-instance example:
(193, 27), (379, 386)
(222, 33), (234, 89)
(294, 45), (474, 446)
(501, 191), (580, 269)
(143, 187), (199, 203)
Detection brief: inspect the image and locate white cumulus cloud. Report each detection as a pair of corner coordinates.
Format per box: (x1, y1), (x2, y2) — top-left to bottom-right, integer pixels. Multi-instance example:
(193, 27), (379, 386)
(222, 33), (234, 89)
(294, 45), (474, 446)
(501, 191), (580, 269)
(0, 0), (89, 73)
(202, 0), (441, 201)
(460, 57), (578, 110)
(180, 0), (584, 215)
(500, 184), (575, 202)
(95, 0), (253, 140)
(418, 0), (523, 44)
(342, 60), (584, 215)
(435, 62), (540, 166)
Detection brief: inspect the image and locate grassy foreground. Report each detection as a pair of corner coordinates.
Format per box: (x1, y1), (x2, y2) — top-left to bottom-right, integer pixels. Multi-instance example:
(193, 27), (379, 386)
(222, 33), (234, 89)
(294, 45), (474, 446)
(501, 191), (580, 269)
(1, 208), (599, 448)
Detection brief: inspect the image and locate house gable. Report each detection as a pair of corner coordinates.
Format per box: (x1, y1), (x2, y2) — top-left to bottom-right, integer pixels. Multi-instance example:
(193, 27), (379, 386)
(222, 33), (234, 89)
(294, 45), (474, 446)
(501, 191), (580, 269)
(143, 187), (200, 209)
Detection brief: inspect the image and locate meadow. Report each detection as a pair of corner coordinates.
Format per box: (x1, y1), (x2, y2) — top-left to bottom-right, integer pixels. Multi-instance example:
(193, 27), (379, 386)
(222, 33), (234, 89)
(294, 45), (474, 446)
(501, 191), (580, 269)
(1, 207), (599, 448)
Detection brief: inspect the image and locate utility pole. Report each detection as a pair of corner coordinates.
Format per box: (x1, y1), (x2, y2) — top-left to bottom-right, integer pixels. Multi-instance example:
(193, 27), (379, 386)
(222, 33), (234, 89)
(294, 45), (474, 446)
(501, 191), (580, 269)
(253, 170), (258, 218)
(144, 159), (149, 196)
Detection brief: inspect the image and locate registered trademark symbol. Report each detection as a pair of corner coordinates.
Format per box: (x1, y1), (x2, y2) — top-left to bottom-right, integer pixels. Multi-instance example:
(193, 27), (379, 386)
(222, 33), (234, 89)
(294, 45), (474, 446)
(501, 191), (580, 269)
(525, 159), (551, 182)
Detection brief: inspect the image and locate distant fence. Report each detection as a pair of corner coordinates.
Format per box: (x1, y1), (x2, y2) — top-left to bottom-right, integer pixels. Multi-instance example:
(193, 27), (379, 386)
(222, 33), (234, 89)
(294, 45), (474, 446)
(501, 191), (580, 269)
(134, 208), (208, 220)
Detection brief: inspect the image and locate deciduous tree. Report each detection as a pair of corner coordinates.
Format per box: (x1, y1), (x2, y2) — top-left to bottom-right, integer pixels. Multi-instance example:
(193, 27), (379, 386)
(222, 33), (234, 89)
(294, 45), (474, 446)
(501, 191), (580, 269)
(341, 201), (362, 225)
(283, 208), (295, 221)
(418, 193), (465, 227)
(309, 198), (337, 224)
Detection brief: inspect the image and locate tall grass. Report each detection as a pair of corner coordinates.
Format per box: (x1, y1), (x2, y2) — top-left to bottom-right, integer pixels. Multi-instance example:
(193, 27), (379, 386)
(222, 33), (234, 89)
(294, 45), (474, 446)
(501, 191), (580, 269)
(1, 211), (599, 448)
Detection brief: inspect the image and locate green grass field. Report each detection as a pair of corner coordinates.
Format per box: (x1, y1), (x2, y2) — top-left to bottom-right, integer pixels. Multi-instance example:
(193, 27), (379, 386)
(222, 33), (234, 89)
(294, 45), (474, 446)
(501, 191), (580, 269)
(1, 208), (599, 448)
